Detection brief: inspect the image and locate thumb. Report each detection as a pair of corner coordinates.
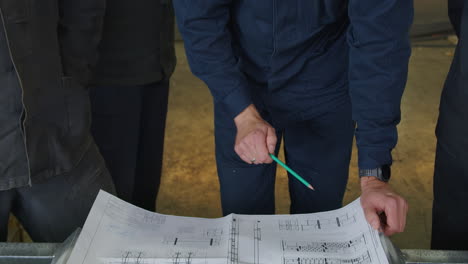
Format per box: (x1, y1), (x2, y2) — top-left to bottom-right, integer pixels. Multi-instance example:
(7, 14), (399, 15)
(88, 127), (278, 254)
(266, 126), (277, 153)
(363, 207), (381, 231)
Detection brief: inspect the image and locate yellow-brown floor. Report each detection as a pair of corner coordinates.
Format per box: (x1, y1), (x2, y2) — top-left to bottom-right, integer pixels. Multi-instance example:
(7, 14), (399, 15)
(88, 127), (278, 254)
(8, 38), (455, 249)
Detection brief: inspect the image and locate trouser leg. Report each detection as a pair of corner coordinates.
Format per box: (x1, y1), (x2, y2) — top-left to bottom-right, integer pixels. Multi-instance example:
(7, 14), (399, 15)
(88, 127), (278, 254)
(431, 141), (468, 250)
(0, 189), (15, 242)
(214, 105), (282, 215)
(133, 80), (170, 211)
(89, 85), (142, 203)
(284, 101), (354, 214)
(13, 144), (115, 242)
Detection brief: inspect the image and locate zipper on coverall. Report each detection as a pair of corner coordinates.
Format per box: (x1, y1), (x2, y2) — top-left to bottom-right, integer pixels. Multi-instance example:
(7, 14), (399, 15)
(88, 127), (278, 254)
(271, 0), (278, 57)
(0, 7), (32, 186)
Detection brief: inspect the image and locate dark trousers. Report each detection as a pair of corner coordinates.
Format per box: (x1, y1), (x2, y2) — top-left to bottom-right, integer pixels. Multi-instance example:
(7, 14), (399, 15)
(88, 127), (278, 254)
(215, 100), (354, 215)
(431, 141), (468, 250)
(0, 144), (115, 242)
(89, 79), (169, 211)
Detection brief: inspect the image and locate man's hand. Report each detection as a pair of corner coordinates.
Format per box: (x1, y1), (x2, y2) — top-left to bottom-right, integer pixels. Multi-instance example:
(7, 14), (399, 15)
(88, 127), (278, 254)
(360, 177), (408, 236)
(234, 104), (277, 164)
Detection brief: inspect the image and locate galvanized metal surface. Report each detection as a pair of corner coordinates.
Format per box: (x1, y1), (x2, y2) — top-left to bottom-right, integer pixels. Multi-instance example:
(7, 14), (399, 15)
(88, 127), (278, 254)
(404, 250), (468, 264)
(0, 242), (58, 264)
(0, 229), (79, 264)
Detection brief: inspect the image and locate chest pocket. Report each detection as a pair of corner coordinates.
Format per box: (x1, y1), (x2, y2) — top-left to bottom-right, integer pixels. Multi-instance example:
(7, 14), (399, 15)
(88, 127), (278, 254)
(1, 0), (29, 22)
(0, 0), (32, 59)
(297, 0), (347, 31)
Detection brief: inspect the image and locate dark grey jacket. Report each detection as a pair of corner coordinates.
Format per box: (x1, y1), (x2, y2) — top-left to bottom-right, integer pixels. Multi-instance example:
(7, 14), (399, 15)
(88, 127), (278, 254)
(92, 0), (176, 86)
(0, 0), (105, 190)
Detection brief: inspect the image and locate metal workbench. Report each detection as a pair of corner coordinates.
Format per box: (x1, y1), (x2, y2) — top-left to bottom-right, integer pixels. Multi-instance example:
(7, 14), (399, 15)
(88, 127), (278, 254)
(0, 231), (467, 264)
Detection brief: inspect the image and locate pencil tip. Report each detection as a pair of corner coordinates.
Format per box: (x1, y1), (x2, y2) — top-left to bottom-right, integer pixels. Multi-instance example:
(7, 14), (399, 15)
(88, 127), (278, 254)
(308, 185), (315, 191)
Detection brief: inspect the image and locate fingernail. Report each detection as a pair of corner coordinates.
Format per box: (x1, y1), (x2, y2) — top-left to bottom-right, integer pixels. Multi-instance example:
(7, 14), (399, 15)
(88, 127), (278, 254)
(371, 220), (380, 230)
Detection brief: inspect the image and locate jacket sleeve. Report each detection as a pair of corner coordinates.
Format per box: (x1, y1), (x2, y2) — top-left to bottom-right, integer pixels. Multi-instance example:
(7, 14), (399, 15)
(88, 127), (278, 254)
(173, 0), (252, 119)
(347, 0), (413, 169)
(57, 0), (106, 85)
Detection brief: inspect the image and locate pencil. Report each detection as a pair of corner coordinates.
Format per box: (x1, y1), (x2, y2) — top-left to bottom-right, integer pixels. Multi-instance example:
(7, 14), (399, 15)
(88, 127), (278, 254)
(269, 154), (315, 190)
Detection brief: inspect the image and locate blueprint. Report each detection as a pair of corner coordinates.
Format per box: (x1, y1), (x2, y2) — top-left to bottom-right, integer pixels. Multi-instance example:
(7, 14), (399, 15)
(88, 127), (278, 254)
(66, 191), (389, 264)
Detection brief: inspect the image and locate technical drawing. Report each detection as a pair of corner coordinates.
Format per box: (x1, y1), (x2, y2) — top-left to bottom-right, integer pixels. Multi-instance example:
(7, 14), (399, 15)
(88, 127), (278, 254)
(283, 251), (372, 264)
(163, 228), (223, 247)
(104, 199), (167, 230)
(171, 251), (196, 264)
(142, 213), (167, 225)
(282, 234), (366, 254)
(254, 221), (261, 264)
(227, 218), (239, 264)
(104, 250), (209, 264)
(105, 251), (146, 264)
(67, 192), (389, 264)
(278, 213), (356, 232)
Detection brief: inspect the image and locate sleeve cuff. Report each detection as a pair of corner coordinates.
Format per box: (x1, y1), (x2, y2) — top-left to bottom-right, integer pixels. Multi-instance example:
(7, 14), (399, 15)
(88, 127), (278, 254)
(219, 85), (252, 120)
(358, 147), (393, 169)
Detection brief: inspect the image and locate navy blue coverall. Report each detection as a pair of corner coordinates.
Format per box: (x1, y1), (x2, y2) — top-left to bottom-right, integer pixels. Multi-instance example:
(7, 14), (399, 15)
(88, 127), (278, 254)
(431, 0), (468, 250)
(174, 1), (413, 215)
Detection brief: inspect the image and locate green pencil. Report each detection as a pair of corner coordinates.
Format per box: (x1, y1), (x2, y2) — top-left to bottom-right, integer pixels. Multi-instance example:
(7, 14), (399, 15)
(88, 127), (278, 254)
(269, 154), (315, 190)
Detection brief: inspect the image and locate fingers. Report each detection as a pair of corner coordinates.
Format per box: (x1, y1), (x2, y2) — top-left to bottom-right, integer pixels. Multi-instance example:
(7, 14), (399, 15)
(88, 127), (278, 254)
(234, 131), (269, 164)
(382, 196), (408, 236)
(401, 200), (408, 230)
(252, 130), (272, 163)
(235, 140), (257, 164)
(363, 207), (381, 231)
(266, 126), (277, 154)
(396, 197), (408, 232)
(382, 199), (399, 236)
(361, 186), (408, 236)
(234, 122), (275, 165)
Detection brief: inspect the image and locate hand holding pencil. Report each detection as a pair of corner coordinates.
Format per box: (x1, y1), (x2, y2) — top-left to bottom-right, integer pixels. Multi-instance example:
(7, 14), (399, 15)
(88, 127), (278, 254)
(233, 104), (277, 164)
(233, 104), (315, 190)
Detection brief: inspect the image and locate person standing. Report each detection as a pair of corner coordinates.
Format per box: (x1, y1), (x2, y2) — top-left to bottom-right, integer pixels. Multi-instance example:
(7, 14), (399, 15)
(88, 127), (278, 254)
(89, 0), (176, 211)
(0, 0), (115, 242)
(173, 0), (411, 235)
(431, 0), (468, 250)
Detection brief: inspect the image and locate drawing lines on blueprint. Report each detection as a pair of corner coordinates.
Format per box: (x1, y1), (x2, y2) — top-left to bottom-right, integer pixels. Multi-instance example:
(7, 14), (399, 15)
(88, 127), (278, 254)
(104, 250), (206, 264)
(105, 199), (167, 232)
(171, 251), (198, 264)
(165, 250), (209, 264)
(227, 218), (239, 264)
(254, 221), (261, 264)
(283, 250), (372, 264)
(68, 193), (388, 264)
(163, 228), (223, 247)
(106, 251), (145, 264)
(278, 213), (356, 232)
(282, 234), (367, 254)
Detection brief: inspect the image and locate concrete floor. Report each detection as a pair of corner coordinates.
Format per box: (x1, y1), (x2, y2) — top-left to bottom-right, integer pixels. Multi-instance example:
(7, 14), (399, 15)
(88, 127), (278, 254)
(7, 38), (455, 250)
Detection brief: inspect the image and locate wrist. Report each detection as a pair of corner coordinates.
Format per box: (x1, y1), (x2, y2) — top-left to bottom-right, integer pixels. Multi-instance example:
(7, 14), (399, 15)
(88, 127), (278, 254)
(234, 104), (261, 126)
(360, 176), (388, 191)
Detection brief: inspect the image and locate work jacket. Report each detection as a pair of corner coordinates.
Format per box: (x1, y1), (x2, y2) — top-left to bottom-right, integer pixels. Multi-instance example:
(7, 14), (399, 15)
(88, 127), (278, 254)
(0, 0), (105, 190)
(174, 0), (413, 169)
(436, 0), (468, 157)
(92, 0), (176, 86)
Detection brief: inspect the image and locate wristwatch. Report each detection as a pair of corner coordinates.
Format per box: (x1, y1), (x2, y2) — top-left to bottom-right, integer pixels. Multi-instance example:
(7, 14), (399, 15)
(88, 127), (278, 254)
(359, 165), (391, 182)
